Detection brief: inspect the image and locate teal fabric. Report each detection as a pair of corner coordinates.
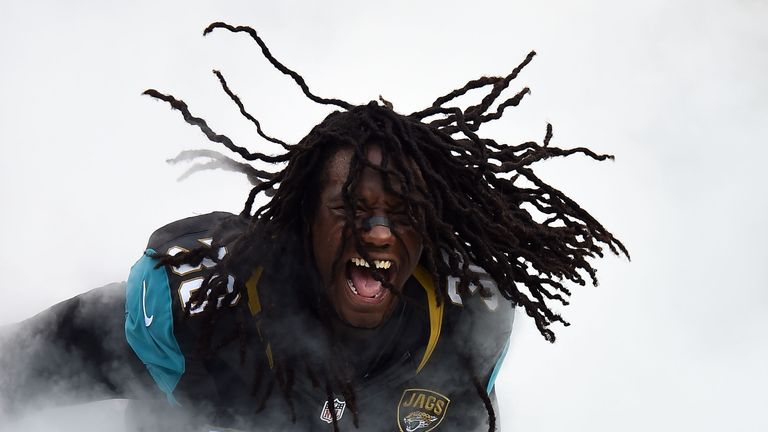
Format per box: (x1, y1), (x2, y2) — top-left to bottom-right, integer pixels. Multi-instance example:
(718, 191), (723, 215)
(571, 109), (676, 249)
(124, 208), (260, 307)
(125, 249), (185, 405)
(486, 338), (510, 395)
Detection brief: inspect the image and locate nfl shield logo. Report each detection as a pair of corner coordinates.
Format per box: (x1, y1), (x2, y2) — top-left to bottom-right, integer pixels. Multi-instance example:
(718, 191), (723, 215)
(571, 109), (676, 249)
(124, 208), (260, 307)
(320, 398), (346, 424)
(397, 388), (450, 432)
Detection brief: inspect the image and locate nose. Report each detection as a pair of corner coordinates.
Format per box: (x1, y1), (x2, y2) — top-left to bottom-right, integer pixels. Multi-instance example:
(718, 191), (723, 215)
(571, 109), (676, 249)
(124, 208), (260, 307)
(361, 219), (395, 248)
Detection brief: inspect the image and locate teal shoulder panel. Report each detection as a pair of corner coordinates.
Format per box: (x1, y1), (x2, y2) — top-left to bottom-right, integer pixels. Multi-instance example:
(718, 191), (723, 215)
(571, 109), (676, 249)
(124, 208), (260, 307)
(485, 306), (514, 394)
(486, 338), (510, 395)
(125, 249), (185, 405)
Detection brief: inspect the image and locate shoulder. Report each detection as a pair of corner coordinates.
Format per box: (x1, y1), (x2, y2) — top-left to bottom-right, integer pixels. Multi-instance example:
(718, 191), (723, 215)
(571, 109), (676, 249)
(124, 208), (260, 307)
(440, 266), (515, 381)
(124, 212), (251, 403)
(405, 266), (514, 415)
(411, 264), (514, 374)
(134, 211), (250, 319)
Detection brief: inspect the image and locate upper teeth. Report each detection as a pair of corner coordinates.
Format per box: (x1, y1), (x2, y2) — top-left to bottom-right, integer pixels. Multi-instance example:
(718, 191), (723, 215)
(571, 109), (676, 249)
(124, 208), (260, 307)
(351, 257), (392, 269)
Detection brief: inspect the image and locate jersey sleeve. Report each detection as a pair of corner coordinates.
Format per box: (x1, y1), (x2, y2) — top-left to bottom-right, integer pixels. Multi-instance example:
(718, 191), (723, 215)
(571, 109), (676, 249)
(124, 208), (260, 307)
(124, 211), (248, 405)
(0, 283), (153, 419)
(125, 248), (184, 405)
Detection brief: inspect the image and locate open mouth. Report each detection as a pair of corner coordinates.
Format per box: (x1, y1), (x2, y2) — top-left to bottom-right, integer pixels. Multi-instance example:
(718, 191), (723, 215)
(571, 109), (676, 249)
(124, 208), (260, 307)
(345, 257), (394, 301)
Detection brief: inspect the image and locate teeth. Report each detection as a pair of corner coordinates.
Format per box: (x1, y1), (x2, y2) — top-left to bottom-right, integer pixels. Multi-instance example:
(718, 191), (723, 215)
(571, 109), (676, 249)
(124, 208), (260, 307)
(348, 279), (387, 299)
(347, 279), (358, 294)
(350, 257), (392, 269)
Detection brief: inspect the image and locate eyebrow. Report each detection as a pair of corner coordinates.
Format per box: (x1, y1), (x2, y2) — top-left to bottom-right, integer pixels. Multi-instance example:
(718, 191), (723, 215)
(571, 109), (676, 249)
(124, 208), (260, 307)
(326, 192), (343, 202)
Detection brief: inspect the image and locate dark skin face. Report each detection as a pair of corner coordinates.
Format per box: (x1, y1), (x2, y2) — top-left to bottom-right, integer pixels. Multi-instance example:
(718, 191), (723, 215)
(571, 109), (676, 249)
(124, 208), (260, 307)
(311, 145), (424, 328)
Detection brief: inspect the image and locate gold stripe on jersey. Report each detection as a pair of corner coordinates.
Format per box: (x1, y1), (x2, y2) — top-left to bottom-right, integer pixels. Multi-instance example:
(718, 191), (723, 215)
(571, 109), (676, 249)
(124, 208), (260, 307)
(246, 267), (274, 369)
(411, 266), (444, 373)
(246, 267), (264, 316)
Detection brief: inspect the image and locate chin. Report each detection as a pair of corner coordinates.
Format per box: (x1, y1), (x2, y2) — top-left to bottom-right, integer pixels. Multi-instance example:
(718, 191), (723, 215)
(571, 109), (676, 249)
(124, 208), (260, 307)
(340, 312), (388, 329)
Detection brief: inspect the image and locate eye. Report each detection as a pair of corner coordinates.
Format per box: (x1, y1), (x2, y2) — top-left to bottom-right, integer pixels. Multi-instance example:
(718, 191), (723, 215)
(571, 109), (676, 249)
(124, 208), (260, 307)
(390, 211), (414, 227)
(347, 201), (368, 217)
(328, 205), (367, 219)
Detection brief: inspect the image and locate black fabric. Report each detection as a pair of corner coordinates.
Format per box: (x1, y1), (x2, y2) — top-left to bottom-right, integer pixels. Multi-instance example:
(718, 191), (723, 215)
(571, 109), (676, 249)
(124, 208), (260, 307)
(141, 212), (514, 431)
(0, 212), (513, 431)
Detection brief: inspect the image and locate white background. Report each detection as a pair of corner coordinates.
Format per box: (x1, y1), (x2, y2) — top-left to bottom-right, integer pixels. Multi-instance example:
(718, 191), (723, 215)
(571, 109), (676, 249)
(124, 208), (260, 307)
(1, 0), (767, 431)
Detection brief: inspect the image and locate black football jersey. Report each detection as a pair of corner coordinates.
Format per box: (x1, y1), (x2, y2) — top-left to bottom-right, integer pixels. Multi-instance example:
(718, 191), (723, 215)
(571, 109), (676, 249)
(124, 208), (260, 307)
(125, 212), (514, 431)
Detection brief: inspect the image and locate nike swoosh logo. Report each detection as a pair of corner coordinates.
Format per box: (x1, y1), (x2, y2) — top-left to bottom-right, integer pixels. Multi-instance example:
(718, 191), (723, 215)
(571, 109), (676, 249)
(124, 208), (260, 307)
(142, 279), (154, 327)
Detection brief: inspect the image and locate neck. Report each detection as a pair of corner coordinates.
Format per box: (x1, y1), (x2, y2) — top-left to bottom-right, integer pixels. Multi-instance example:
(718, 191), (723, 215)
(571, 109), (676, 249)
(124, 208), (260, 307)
(329, 302), (407, 377)
(332, 319), (384, 344)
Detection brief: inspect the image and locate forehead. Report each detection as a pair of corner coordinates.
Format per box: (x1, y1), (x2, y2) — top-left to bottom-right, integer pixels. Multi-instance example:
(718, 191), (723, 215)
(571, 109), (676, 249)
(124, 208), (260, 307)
(324, 146), (355, 186)
(322, 145), (386, 191)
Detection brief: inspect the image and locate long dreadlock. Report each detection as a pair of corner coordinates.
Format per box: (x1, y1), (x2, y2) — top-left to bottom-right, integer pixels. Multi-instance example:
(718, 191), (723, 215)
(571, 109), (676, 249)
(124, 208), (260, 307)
(145, 22), (628, 431)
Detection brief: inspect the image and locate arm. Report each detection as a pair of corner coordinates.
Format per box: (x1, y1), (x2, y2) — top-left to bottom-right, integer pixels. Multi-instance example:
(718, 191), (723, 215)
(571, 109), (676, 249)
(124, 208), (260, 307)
(0, 283), (155, 419)
(0, 212), (244, 425)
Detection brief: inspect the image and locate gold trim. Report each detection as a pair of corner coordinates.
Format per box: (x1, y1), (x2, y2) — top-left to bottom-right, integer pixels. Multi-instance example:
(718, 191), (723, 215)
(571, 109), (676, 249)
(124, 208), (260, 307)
(245, 267), (273, 369)
(228, 293), (242, 308)
(167, 246), (204, 276)
(411, 266), (443, 373)
(245, 267), (264, 316)
(177, 276), (205, 313)
(246, 265), (442, 372)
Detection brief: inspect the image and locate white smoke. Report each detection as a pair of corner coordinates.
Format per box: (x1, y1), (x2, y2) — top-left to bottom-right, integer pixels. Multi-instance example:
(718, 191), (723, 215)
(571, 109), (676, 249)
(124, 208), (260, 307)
(2, 0), (767, 431)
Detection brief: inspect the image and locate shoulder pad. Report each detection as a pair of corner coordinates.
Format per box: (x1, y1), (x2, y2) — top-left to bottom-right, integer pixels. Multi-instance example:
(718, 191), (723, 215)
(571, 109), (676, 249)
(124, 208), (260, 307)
(145, 212), (248, 316)
(445, 263), (506, 311)
(147, 211), (248, 254)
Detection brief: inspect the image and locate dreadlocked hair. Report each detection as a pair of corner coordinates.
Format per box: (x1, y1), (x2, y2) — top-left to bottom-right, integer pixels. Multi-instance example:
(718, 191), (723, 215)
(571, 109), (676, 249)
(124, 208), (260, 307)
(145, 22), (628, 431)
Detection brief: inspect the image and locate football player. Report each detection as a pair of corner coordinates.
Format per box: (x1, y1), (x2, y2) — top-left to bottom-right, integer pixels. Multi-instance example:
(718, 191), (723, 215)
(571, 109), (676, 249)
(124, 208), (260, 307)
(0, 22), (627, 432)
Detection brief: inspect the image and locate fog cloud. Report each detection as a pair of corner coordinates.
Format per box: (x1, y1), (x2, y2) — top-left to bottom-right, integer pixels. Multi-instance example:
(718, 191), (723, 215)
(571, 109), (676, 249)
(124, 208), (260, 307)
(1, 0), (766, 430)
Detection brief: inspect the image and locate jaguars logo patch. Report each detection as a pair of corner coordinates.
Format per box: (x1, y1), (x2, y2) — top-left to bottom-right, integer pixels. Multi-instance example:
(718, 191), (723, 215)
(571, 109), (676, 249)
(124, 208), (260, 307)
(397, 388), (450, 432)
